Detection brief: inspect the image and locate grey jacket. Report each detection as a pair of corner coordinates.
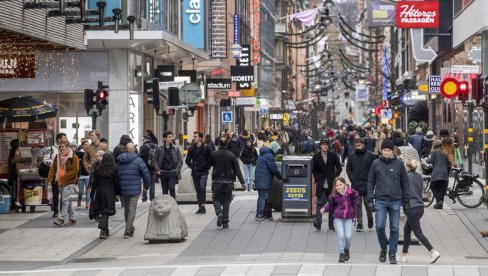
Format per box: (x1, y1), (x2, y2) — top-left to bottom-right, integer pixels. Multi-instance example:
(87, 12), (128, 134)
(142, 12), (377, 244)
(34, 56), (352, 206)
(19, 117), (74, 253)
(426, 149), (449, 183)
(406, 171), (424, 208)
(367, 155), (410, 203)
(153, 143), (183, 181)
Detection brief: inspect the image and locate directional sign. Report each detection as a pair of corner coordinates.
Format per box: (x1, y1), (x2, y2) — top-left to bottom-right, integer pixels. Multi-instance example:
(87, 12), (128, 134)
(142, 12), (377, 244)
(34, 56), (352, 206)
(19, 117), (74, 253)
(221, 111), (233, 123)
(411, 29), (437, 64)
(468, 47), (482, 63)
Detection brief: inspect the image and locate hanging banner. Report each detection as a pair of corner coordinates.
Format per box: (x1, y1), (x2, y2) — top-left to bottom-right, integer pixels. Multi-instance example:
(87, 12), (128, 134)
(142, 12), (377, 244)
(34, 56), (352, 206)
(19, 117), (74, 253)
(233, 14), (240, 45)
(396, 0), (439, 29)
(182, 0), (205, 49)
(366, 0), (396, 28)
(252, 0), (261, 64)
(237, 45), (252, 89)
(210, 0), (227, 58)
(0, 54), (36, 78)
(356, 84), (368, 102)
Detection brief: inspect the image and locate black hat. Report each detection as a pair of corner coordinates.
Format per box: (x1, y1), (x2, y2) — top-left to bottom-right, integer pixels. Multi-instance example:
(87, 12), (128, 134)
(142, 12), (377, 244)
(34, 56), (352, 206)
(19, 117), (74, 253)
(142, 135), (152, 141)
(381, 140), (394, 151)
(319, 138), (330, 145)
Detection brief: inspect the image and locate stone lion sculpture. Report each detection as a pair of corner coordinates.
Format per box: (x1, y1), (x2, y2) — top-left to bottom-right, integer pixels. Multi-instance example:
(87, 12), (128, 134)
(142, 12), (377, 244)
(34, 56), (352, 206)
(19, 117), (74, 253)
(144, 194), (188, 242)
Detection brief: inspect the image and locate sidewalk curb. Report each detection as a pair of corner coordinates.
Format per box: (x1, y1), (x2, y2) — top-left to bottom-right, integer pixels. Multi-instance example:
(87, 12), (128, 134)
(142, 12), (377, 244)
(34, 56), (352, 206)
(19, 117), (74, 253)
(456, 209), (488, 253)
(56, 203), (150, 265)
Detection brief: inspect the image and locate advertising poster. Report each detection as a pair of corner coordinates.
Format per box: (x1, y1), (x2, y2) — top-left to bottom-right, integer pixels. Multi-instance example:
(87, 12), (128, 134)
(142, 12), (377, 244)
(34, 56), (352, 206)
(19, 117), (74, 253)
(367, 0), (396, 28)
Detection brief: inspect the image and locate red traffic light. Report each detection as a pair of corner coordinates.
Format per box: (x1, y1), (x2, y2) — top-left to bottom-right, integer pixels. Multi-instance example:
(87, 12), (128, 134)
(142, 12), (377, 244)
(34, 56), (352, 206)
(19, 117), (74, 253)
(458, 81), (469, 102)
(98, 90), (108, 99)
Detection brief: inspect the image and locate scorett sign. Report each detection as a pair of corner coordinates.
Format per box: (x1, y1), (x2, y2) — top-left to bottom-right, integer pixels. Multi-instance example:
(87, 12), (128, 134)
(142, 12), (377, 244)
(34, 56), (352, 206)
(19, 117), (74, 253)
(231, 66), (254, 82)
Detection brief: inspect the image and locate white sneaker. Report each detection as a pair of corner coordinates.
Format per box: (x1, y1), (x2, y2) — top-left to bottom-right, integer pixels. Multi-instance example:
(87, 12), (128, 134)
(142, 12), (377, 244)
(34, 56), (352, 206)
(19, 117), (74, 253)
(396, 254), (407, 263)
(250, 189), (254, 192)
(430, 250), (441, 264)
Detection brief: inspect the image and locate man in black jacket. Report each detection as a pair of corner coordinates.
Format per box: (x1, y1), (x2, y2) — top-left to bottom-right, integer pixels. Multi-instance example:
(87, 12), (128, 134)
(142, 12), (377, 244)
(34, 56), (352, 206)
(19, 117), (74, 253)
(311, 138), (342, 231)
(140, 135), (157, 202)
(367, 140), (410, 264)
(209, 138), (245, 229)
(153, 131), (183, 199)
(186, 131), (212, 214)
(346, 137), (376, 231)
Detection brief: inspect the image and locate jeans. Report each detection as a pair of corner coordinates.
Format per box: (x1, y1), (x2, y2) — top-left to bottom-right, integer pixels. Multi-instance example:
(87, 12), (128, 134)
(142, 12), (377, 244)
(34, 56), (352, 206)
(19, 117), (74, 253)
(402, 206), (433, 253)
(212, 182), (233, 222)
(142, 173), (156, 201)
(374, 199), (401, 255)
(121, 195), (139, 234)
(315, 187), (333, 227)
(334, 218), (353, 254)
(430, 180), (448, 203)
(242, 163), (255, 191)
(256, 189), (268, 217)
(357, 193), (373, 224)
(160, 172), (177, 198)
(59, 184), (76, 223)
(192, 174), (208, 205)
(77, 177), (90, 203)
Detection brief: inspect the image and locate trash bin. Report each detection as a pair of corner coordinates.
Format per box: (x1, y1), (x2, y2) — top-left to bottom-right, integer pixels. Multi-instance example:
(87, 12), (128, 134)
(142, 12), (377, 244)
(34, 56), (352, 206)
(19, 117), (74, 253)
(281, 156), (313, 218)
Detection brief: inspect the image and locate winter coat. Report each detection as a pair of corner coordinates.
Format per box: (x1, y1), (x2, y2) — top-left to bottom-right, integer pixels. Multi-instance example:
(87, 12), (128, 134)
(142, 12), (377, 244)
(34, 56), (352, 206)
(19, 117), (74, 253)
(185, 144), (212, 176)
(408, 133), (424, 157)
(406, 171), (424, 209)
(367, 155), (409, 203)
(421, 138), (433, 157)
(238, 134), (253, 151)
(322, 186), (359, 220)
(342, 138), (356, 162)
(116, 152), (152, 197)
(209, 148), (245, 184)
(47, 152), (79, 186)
(312, 150), (342, 191)
(83, 141), (106, 173)
(153, 143), (183, 181)
(364, 136), (376, 153)
(139, 142), (157, 172)
(441, 138), (455, 167)
(346, 148), (376, 195)
(254, 147), (282, 190)
(89, 169), (120, 219)
(228, 140), (240, 157)
(426, 149), (449, 182)
(240, 146), (258, 165)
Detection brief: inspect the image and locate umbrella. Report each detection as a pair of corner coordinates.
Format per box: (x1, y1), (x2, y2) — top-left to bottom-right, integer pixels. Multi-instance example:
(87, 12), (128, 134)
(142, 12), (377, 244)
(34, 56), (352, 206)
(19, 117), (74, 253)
(0, 96), (57, 122)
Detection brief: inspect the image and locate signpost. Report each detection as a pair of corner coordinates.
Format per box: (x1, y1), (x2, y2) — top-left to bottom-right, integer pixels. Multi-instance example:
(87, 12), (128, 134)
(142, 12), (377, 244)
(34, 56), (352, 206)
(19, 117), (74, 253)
(221, 111), (233, 123)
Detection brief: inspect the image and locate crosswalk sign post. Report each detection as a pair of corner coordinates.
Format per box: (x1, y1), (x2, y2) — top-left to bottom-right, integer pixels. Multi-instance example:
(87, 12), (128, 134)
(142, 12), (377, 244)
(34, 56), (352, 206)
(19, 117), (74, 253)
(221, 111), (233, 123)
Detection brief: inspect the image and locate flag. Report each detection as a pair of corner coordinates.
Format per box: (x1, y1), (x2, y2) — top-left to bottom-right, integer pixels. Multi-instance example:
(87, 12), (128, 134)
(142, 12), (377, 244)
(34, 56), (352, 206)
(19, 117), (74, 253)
(289, 8), (319, 27)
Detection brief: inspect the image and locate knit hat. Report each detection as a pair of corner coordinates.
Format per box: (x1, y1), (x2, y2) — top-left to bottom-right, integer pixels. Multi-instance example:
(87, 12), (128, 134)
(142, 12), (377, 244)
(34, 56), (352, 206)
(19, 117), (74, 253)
(268, 141), (281, 154)
(381, 140), (394, 151)
(426, 130), (434, 138)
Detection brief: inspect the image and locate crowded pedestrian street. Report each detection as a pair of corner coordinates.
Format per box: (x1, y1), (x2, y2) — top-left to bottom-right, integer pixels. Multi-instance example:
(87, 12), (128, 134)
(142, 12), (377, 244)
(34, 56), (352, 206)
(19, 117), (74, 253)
(2, 0), (488, 275)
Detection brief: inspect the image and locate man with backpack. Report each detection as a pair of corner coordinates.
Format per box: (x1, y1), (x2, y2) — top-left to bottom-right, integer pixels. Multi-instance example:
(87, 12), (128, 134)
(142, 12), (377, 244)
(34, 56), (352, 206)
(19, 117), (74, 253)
(140, 135), (158, 202)
(295, 130), (315, 155)
(185, 132), (212, 214)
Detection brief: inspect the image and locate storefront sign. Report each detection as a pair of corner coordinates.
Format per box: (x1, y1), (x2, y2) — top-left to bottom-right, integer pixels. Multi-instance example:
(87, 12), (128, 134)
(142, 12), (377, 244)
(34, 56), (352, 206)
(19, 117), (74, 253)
(210, 0), (227, 58)
(367, 0), (396, 28)
(428, 75), (441, 93)
(231, 66), (254, 82)
(236, 97), (256, 106)
(418, 81), (429, 93)
(178, 70), (196, 83)
(396, 1), (439, 29)
(0, 54), (35, 78)
(157, 65), (175, 82)
(401, 90), (427, 106)
(237, 45), (252, 89)
(206, 78), (231, 90)
(233, 14), (240, 44)
(252, 0), (261, 64)
(451, 65), (480, 74)
(183, 0), (205, 49)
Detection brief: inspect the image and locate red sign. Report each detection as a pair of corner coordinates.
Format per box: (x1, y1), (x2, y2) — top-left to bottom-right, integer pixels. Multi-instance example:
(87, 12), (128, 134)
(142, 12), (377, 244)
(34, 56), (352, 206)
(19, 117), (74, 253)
(440, 78), (459, 99)
(228, 91), (241, 97)
(252, 0), (260, 64)
(396, 1), (439, 29)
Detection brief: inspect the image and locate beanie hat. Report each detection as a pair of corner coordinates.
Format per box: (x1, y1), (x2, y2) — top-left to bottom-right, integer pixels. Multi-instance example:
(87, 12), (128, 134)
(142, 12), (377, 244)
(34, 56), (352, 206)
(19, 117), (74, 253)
(268, 141), (281, 155)
(426, 130), (434, 138)
(381, 140), (394, 151)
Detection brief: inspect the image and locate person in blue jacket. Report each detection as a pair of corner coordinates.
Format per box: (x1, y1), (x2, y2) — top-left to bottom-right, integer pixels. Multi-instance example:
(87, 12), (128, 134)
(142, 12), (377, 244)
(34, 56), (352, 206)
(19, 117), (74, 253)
(255, 141), (282, 221)
(116, 143), (152, 238)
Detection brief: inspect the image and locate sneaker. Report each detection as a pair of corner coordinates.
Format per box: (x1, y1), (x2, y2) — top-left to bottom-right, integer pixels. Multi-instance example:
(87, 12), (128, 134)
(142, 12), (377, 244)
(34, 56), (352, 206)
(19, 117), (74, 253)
(196, 207), (206, 214)
(53, 219), (65, 226)
(433, 201), (443, 209)
(344, 249), (350, 261)
(123, 232), (131, 238)
(313, 219), (321, 230)
(328, 225), (335, 232)
(222, 222), (229, 229)
(368, 217), (374, 229)
(217, 213), (223, 227)
(129, 226), (135, 235)
(430, 250), (441, 264)
(250, 189), (254, 192)
(396, 254), (407, 263)
(379, 250), (387, 262)
(339, 253), (345, 263)
(263, 216), (273, 221)
(356, 223), (363, 232)
(52, 211), (58, 218)
(255, 215), (265, 221)
(67, 219), (76, 226)
(389, 255), (397, 264)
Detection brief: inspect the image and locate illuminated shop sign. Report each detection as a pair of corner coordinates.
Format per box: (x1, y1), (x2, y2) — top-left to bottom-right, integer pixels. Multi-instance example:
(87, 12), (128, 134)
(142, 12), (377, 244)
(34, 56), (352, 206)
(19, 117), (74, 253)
(183, 0), (205, 49)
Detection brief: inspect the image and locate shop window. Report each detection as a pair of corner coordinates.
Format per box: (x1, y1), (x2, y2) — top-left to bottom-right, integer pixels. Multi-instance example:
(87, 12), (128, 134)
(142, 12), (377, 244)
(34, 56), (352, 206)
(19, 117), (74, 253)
(60, 119), (67, 129)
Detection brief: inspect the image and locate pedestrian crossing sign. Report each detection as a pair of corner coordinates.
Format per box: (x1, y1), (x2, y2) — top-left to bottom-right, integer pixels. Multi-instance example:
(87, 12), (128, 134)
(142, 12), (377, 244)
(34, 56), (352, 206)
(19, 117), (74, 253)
(222, 111), (233, 123)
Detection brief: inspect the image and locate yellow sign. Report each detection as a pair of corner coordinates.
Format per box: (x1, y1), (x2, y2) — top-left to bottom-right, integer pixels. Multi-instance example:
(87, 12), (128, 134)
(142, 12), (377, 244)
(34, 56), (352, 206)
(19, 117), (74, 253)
(468, 137), (474, 142)
(283, 113), (290, 122)
(468, 128), (474, 133)
(418, 84), (429, 93)
(393, 112), (399, 119)
(241, 87), (256, 97)
(284, 186), (306, 199)
(484, 129), (488, 134)
(485, 144), (488, 149)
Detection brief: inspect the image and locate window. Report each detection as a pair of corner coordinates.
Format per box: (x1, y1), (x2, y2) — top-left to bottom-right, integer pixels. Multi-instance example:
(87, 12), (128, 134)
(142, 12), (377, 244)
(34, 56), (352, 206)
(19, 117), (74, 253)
(163, 0), (179, 35)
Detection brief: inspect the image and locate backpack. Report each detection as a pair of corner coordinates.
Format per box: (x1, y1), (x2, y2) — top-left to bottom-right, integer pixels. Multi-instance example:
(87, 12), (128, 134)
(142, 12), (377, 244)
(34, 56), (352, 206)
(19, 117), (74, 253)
(143, 143), (157, 170)
(298, 138), (315, 154)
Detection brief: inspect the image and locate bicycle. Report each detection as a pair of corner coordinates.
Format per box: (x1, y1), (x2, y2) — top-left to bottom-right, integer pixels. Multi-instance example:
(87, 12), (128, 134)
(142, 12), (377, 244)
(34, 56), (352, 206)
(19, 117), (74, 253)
(423, 167), (485, 208)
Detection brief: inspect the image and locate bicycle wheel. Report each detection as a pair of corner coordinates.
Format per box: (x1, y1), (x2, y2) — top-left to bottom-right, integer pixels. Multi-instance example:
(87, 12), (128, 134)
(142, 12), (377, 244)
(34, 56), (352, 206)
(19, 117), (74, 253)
(456, 179), (485, 208)
(423, 179), (435, 208)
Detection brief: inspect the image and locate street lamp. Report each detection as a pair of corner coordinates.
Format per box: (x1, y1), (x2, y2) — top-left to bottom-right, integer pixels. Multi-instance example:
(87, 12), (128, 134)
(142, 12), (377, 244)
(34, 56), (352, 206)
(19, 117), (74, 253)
(231, 43), (242, 59)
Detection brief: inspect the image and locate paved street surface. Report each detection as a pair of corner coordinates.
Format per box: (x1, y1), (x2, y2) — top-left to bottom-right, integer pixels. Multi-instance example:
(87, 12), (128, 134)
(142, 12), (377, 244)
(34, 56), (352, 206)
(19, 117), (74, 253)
(2, 178), (488, 276)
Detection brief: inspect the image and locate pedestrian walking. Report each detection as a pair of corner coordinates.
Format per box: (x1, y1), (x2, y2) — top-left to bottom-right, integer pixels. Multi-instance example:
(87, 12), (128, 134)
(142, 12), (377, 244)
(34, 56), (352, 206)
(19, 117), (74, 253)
(228, 133), (240, 157)
(312, 138), (342, 231)
(48, 140), (80, 226)
(408, 127), (424, 157)
(240, 140), (258, 192)
(90, 152), (120, 239)
(140, 135), (157, 202)
(367, 139), (410, 264)
(397, 159), (441, 264)
(116, 143), (152, 238)
(48, 133), (68, 217)
(113, 135), (133, 160)
(346, 137), (375, 231)
(254, 141), (282, 221)
(421, 131), (434, 157)
(185, 131), (212, 214)
(153, 131), (183, 199)
(205, 134), (216, 152)
(75, 138), (90, 210)
(426, 140), (450, 209)
(373, 126), (386, 155)
(83, 130), (106, 174)
(320, 177), (359, 262)
(7, 139), (20, 211)
(209, 137), (246, 229)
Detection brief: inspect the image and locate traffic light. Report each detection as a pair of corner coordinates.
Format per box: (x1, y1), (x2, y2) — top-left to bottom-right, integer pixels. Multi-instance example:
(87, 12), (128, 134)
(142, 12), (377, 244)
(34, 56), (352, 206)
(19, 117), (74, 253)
(168, 87), (180, 106)
(458, 81), (469, 102)
(84, 89), (96, 115)
(145, 78), (160, 111)
(472, 75), (483, 104)
(96, 89), (109, 111)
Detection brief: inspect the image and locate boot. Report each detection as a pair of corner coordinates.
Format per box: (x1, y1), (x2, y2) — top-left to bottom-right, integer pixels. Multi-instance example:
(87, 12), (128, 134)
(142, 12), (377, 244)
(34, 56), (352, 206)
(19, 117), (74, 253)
(344, 249), (350, 261)
(338, 253), (345, 263)
(77, 198), (82, 210)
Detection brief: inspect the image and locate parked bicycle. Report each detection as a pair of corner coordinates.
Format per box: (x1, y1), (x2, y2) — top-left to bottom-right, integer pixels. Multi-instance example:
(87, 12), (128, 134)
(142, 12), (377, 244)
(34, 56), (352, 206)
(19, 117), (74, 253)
(422, 167), (485, 208)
